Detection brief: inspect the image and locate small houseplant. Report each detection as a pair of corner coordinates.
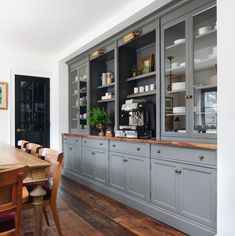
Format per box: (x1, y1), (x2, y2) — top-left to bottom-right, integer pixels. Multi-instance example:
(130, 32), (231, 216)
(88, 107), (111, 136)
(132, 65), (137, 77)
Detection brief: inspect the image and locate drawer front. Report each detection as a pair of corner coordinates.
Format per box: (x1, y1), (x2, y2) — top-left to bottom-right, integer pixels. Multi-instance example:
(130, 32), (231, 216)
(82, 138), (108, 150)
(110, 141), (149, 157)
(63, 136), (81, 146)
(151, 145), (216, 166)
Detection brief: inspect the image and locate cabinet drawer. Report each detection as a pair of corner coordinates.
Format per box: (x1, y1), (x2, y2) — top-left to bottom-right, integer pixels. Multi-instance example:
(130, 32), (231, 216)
(82, 138), (108, 150)
(110, 141), (149, 157)
(63, 136), (81, 146)
(151, 145), (216, 166)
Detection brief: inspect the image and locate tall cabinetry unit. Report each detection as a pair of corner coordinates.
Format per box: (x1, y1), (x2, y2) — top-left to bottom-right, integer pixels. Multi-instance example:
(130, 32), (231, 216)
(69, 57), (89, 134)
(161, 1), (217, 142)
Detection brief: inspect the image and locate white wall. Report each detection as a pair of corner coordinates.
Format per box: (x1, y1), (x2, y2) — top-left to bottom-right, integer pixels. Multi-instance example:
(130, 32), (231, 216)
(217, 1), (235, 235)
(0, 47), (58, 148)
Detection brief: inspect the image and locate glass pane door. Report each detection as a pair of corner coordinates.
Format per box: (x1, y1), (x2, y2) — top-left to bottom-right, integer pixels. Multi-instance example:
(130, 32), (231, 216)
(78, 64), (88, 131)
(70, 69), (78, 130)
(193, 7), (217, 134)
(164, 21), (186, 133)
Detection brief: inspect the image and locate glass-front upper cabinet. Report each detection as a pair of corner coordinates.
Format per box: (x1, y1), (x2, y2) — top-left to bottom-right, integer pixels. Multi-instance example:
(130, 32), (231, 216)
(162, 18), (188, 136)
(69, 60), (89, 134)
(192, 6), (217, 136)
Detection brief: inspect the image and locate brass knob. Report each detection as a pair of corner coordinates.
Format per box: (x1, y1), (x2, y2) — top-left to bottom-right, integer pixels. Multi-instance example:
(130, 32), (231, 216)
(175, 169), (179, 174)
(178, 170), (182, 174)
(185, 95), (193, 99)
(137, 147), (140, 151)
(100, 143), (103, 146)
(157, 150), (161, 154)
(112, 144), (116, 147)
(199, 154), (204, 160)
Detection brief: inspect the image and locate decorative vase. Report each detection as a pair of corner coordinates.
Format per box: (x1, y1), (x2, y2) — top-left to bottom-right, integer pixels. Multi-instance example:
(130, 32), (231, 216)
(96, 124), (105, 136)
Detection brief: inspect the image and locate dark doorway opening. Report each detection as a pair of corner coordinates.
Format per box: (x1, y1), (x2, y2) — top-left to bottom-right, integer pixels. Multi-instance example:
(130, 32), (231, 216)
(15, 75), (50, 147)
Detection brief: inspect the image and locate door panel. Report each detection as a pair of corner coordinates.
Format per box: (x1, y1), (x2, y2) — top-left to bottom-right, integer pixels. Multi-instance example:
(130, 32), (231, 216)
(64, 144), (73, 170)
(109, 152), (126, 192)
(72, 146), (82, 174)
(94, 150), (108, 184)
(151, 159), (178, 213)
(82, 148), (94, 178)
(15, 75), (50, 147)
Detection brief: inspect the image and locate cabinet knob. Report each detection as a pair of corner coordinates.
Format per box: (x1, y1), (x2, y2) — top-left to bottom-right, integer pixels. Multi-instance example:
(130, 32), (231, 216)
(157, 150), (161, 154)
(185, 95), (193, 99)
(112, 144), (116, 147)
(69, 148), (72, 150)
(174, 169), (178, 173)
(100, 143), (103, 146)
(84, 141), (87, 144)
(199, 154), (204, 160)
(91, 152), (95, 155)
(178, 169), (182, 174)
(75, 139), (78, 142)
(137, 147), (140, 151)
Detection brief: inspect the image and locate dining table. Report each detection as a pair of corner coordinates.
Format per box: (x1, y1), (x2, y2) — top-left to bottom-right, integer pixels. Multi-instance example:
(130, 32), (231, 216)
(0, 141), (51, 236)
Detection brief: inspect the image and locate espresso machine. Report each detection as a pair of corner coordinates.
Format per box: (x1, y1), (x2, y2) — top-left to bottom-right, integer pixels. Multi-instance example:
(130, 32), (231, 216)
(115, 99), (152, 138)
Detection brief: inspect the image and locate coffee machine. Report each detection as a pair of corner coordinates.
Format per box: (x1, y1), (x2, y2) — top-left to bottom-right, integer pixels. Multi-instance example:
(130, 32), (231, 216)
(115, 99), (152, 138)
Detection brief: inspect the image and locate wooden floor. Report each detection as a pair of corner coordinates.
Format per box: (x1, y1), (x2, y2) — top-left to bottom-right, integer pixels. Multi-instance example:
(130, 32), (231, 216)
(22, 176), (187, 236)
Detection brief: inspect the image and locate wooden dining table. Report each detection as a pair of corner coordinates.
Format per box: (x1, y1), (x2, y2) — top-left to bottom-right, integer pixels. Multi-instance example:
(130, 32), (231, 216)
(0, 141), (51, 236)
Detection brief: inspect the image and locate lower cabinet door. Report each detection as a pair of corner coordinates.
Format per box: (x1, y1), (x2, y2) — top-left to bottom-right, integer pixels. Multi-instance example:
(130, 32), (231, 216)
(82, 148), (95, 179)
(94, 150), (108, 184)
(151, 159), (178, 213)
(72, 145), (82, 174)
(178, 164), (216, 228)
(109, 152), (126, 192)
(64, 144), (73, 170)
(126, 154), (150, 201)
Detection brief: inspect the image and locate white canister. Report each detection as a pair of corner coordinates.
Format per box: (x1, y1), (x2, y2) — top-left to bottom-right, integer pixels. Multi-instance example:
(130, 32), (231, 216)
(134, 87), (139, 94)
(139, 86), (145, 93)
(145, 85), (150, 92)
(101, 73), (107, 85)
(150, 84), (155, 91)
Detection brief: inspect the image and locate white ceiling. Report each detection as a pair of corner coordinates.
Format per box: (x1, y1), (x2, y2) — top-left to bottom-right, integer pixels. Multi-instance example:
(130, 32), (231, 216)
(0, 0), (141, 56)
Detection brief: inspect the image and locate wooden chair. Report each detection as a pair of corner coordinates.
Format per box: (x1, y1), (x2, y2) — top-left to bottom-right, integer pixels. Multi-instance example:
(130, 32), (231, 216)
(26, 143), (43, 158)
(17, 140), (29, 152)
(23, 148), (64, 236)
(0, 166), (28, 236)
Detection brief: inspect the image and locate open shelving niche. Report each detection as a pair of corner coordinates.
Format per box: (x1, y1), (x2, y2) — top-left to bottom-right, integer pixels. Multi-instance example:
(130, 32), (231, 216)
(118, 30), (157, 137)
(90, 50), (115, 134)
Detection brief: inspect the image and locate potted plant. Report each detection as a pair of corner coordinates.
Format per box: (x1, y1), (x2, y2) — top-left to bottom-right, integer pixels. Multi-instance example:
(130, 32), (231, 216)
(88, 107), (111, 136)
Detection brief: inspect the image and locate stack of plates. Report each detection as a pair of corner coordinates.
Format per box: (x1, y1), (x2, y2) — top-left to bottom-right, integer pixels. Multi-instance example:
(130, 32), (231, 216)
(173, 106), (186, 114)
(172, 82), (186, 91)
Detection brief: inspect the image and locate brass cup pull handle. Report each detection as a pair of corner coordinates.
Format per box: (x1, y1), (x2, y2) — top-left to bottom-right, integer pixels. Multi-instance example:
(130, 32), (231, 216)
(16, 128), (26, 133)
(185, 95), (193, 99)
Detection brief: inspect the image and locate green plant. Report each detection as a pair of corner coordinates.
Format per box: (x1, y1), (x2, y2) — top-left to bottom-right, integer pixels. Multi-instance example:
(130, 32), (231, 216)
(88, 107), (111, 127)
(132, 64), (137, 73)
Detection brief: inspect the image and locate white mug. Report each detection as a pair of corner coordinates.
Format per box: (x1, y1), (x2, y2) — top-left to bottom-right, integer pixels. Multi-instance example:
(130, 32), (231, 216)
(139, 86), (144, 93)
(150, 84), (155, 91)
(134, 87), (139, 93)
(145, 85), (150, 92)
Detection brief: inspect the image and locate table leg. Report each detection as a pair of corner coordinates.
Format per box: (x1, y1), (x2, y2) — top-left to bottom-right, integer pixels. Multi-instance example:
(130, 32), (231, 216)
(30, 185), (47, 236)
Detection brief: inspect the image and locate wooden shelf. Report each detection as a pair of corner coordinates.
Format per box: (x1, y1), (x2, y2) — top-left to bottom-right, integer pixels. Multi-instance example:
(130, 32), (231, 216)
(194, 84), (217, 90)
(166, 113), (186, 116)
(126, 90), (156, 98)
(97, 83), (115, 89)
(195, 29), (216, 39)
(126, 71), (156, 82)
(97, 98), (115, 103)
(166, 40), (185, 50)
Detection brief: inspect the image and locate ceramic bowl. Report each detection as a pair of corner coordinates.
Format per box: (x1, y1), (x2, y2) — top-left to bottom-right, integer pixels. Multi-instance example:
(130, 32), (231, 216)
(173, 38), (185, 45)
(198, 26), (211, 35)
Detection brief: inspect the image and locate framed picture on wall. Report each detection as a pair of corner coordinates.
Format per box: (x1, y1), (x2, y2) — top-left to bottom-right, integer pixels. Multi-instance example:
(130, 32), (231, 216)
(0, 82), (8, 110)
(140, 54), (154, 74)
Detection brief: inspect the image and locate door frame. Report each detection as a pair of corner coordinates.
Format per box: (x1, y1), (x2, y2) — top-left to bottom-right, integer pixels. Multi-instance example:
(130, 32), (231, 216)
(10, 68), (51, 146)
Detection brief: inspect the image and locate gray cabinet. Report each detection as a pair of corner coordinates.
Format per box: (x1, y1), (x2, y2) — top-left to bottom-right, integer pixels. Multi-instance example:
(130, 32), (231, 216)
(151, 158), (216, 228)
(64, 144), (73, 170)
(109, 151), (150, 201)
(69, 58), (89, 134)
(82, 147), (108, 184)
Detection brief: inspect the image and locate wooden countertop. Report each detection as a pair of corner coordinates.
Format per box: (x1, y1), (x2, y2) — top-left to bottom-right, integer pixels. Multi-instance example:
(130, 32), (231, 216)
(62, 133), (217, 151)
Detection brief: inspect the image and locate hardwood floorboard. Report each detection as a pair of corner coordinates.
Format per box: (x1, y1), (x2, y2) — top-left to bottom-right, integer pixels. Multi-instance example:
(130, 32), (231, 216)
(22, 176), (188, 236)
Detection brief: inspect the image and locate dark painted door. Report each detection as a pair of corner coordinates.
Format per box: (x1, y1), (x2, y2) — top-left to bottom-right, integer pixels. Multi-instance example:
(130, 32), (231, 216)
(15, 75), (50, 147)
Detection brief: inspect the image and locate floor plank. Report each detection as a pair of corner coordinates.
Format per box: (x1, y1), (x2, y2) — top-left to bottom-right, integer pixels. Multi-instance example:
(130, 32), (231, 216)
(22, 176), (187, 236)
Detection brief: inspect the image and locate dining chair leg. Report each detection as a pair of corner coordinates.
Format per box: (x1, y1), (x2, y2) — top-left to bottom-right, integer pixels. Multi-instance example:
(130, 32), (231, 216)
(50, 204), (62, 236)
(43, 207), (50, 226)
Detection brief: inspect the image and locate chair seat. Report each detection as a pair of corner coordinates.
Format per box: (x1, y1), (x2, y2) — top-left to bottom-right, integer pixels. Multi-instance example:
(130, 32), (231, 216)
(0, 212), (15, 233)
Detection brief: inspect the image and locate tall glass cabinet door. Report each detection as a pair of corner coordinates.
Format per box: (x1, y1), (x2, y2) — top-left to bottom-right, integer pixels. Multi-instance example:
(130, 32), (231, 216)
(78, 64), (88, 133)
(162, 19), (187, 135)
(70, 69), (79, 131)
(192, 6), (217, 136)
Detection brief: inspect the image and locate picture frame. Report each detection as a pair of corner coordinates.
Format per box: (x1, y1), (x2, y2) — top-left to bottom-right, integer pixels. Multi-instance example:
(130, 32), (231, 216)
(165, 97), (173, 111)
(140, 54), (154, 74)
(0, 82), (8, 110)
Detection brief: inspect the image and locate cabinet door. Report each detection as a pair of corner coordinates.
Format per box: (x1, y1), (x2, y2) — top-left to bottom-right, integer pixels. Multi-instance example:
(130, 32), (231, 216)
(94, 150), (108, 184)
(161, 15), (188, 137)
(64, 144), (73, 170)
(178, 164), (216, 228)
(151, 159), (178, 213)
(72, 145), (82, 174)
(191, 5), (217, 138)
(82, 148), (94, 179)
(109, 152), (126, 192)
(126, 155), (150, 201)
